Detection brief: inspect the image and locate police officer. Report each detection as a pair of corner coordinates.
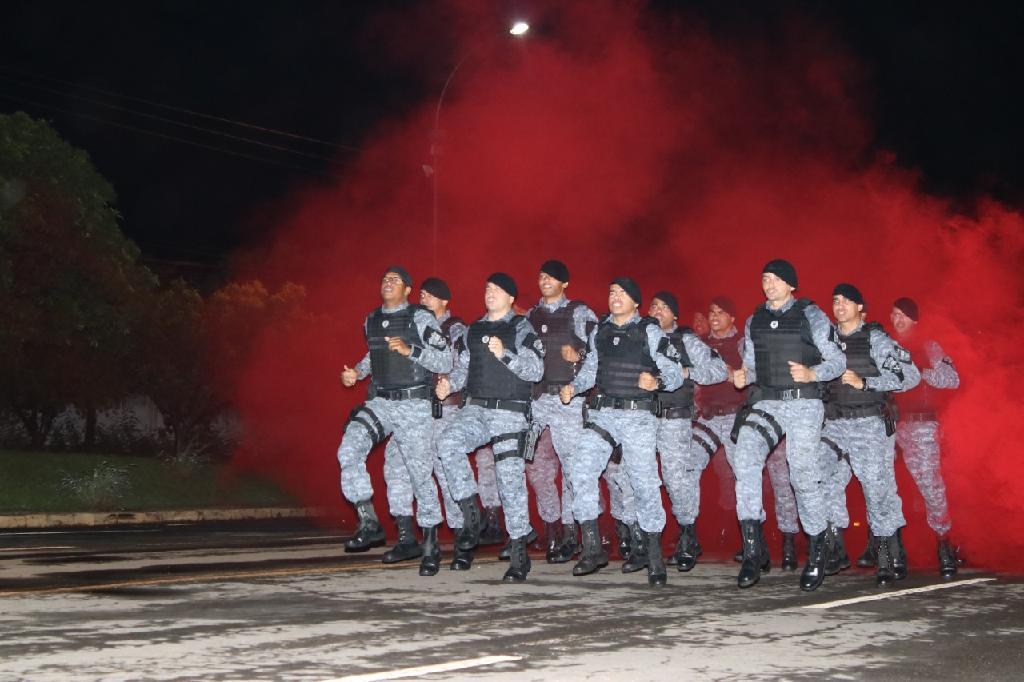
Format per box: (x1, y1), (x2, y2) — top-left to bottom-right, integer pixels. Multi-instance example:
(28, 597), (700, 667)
(890, 297), (962, 577)
(436, 273), (544, 582)
(337, 266), (451, 575)
(526, 259), (599, 563)
(732, 259), (846, 591)
(560, 278), (684, 586)
(695, 298), (803, 570)
(820, 284), (920, 586)
(644, 291), (727, 572)
(380, 277), (503, 572)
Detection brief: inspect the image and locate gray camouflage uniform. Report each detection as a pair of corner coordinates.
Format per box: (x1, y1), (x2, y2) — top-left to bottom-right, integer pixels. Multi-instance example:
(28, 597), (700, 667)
(437, 312), (544, 540)
(527, 296), (599, 525)
(733, 299), (846, 536)
(336, 303), (452, 528)
(570, 313), (684, 532)
(382, 312), (500, 528)
(822, 324), (921, 537)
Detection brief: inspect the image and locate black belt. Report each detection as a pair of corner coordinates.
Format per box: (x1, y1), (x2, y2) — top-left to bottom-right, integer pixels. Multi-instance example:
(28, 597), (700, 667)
(753, 385), (822, 401)
(370, 385), (431, 401)
(463, 396), (531, 415)
(588, 395), (657, 412)
(532, 382), (567, 397)
(659, 406), (693, 420)
(825, 403), (885, 420)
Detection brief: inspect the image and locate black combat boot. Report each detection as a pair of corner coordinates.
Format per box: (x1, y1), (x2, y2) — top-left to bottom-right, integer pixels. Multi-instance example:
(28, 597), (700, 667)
(572, 519), (609, 576)
(825, 527), (851, 575)
(781, 532), (798, 571)
(737, 520), (769, 588)
(892, 528), (907, 580)
(499, 528), (536, 560)
(647, 532), (667, 586)
(344, 500), (386, 552)
(800, 524), (835, 592)
(551, 523), (579, 564)
(856, 535), (878, 568)
(614, 519), (632, 559)
(478, 506), (505, 545)
(937, 533), (958, 578)
(418, 525), (441, 576)
(381, 515), (422, 563)
(544, 521), (562, 563)
(450, 542), (475, 571)
(621, 524), (649, 573)
(503, 535), (532, 583)
(455, 497), (481, 551)
(875, 534), (896, 587)
(673, 524), (702, 572)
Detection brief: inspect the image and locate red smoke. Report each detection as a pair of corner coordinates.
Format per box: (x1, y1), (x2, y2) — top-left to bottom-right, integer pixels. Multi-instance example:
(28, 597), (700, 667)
(229, 1), (1024, 571)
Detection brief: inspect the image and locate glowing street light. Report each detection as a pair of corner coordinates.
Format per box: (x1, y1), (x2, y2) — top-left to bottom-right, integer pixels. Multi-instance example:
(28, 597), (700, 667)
(509, 21), (530, 36)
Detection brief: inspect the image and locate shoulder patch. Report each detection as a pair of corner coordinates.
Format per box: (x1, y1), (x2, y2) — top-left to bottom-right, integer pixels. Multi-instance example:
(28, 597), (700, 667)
(426, 329), (447, 350)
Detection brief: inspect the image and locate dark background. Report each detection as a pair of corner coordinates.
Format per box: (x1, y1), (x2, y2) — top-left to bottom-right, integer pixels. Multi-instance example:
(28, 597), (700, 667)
(2, 1), (1022, 265)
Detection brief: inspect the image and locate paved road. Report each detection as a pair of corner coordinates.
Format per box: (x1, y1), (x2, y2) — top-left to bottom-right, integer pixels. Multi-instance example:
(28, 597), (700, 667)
(0, 524), (1020, 681)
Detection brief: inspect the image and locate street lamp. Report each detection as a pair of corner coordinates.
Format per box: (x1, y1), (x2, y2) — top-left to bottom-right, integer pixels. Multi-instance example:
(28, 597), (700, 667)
(428, 21), (530, 270)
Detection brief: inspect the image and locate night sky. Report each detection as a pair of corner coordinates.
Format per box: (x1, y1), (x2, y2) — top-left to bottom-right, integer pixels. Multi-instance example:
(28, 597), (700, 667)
(2, 1), (1023, 264)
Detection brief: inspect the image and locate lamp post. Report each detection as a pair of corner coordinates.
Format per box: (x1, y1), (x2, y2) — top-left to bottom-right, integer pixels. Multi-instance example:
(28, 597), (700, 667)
(428, 21), (529, 270)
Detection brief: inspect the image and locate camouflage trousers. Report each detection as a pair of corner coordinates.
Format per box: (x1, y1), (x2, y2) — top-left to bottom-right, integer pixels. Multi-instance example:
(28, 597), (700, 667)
(336, 397), (442, 528)
(526, 393), (584, 524)
(897, 420), (951, 535)
(696, 413), (800, 533)
(437, 405), (533, 540)
(383, 405), (500, 529)
(821, 416), (906, 537)
(572, 408), (665, 533)
(733, 399), (828, 536)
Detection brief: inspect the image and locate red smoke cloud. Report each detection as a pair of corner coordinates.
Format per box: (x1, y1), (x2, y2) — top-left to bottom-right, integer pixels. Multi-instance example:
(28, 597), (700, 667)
(229, 1), (1024, 570)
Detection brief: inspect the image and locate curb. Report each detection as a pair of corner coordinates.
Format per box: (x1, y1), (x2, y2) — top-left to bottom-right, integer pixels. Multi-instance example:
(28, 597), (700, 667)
(0, 507), (334, 530)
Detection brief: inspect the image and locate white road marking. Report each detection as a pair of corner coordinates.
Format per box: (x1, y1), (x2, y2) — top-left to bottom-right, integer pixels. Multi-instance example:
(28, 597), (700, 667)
(322, 655), (524, 682)
(802, 577), (996, 610)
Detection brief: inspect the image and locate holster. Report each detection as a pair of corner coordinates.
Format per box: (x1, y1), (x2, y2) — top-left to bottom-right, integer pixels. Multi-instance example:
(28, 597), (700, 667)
(882, 404), (896, 437)
(730, 403), (752, 444)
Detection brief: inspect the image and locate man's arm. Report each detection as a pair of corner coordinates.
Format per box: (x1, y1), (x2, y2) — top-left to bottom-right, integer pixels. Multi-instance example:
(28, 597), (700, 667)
(408, 308), (452, 374)
(922, 340), (959, 389)
(570, 327), (599, 394)
(500, 318), (545, 382)
(448, 327), (472, 392)
(572, 304), (600, 350)
(867, 329), (920, 392)
(648, 324), (684, 392)
(682, 333), (729, 385)
(740, 317), (757, 385)
(354, 353), (372, 380)
(804, 305), (846, 382)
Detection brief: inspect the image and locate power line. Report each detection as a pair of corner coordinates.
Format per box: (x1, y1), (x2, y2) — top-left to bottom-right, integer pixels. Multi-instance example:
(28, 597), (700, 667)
(0, 72), (343, 163)
(0, 63), (359, 151)
(0, 92), (341, 179)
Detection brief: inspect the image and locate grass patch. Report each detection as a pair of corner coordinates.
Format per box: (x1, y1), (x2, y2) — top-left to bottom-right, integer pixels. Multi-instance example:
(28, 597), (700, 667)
(0, 450), (298, 513)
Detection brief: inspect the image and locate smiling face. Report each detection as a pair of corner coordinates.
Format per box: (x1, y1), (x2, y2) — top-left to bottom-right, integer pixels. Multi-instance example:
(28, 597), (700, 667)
(648, 297), (675, 331)
(761, 272), (794, 307)
(891, 306), (916, 335)
(708, 303), (735, 335)
(381, 272), (410, 307)
(832, 295), (863, 325)
(538, 271), (567, 301)
(608, 284), (637, 318)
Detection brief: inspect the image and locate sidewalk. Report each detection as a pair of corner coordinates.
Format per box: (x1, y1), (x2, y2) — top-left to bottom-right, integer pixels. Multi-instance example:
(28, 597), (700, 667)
(0, 507), (332, 529)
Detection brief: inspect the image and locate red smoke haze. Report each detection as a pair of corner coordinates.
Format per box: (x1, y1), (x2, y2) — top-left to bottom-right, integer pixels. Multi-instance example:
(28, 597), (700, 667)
(229, 2), (1024, 571)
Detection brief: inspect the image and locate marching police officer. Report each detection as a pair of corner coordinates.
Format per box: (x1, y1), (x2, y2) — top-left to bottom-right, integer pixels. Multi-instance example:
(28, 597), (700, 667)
(337, 266), (451, 574)
(890, 297), (962, 577)
(436, 273), (544, 582)
(560, 278), (683, 586)
(732, 259), (846, 591)
(820, 284), (920, 586)
(526, 259), (599, 563)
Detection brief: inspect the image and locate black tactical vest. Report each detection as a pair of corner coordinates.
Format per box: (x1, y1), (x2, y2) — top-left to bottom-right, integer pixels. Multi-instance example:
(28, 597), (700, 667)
(365, 304), (432, 390)
(436, 315), (465, 404)
(749, 299), (822, 389)
(466, 315), (533, 400)
(658, 326), (695, 409)
(826, 322), (886, 408)
(697, 331), (747, 412)
(595, 317), (660, 399)
(529, 300), (592, 392)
